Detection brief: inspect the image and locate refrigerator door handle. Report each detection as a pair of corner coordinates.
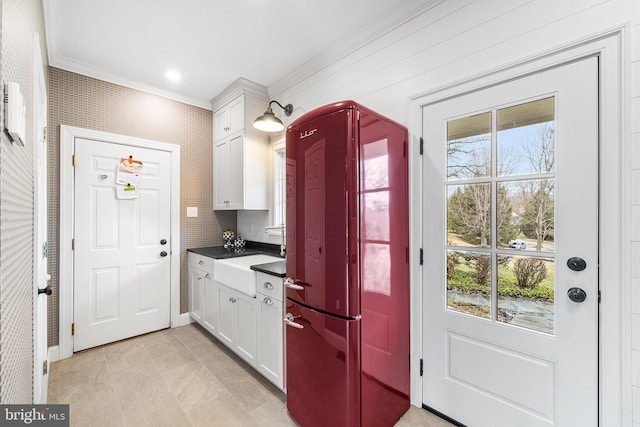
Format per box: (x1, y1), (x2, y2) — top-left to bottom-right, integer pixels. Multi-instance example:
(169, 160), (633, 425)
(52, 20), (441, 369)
(284, 277), (305, 291)
(284, 313), (304, 329)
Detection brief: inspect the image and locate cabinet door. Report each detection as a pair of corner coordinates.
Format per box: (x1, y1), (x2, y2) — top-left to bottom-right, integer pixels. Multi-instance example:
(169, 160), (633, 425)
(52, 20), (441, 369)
(213, 139), (230, 209)
(189, 267), (204, 324)
(217, 286), (237, 347)
(202, 274), (218, 334)
(228, 95), (245, 135)
(236, 293), (257, 366)
(257, 294), (283, 389)
(213, 106), (230, 142)
(227, 133), (245, 209)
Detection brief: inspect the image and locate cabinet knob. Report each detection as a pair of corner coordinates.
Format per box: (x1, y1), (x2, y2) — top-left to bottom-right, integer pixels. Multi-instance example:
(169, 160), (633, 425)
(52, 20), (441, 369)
(199, 260), (204, 265)
(263, 282), (273, 290)
(263, 297), (273, 305)
(197, 276), (202, 281)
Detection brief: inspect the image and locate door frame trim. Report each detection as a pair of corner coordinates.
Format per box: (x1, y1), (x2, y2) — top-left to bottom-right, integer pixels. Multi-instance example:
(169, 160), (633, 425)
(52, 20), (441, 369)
(58, 125), (181, 360)
(32, 32), (48, 404)
(409, 28), (629, 425)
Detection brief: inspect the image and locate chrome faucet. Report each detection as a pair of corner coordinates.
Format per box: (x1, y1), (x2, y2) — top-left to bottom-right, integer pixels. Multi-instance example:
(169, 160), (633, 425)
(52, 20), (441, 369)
(264, 223), (286, 257)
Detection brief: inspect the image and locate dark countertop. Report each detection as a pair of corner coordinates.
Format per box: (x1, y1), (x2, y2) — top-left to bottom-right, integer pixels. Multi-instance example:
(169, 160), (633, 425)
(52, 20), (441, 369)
(187, 241), (283, 260)
(250, 260), (286, 278)
(188, 241), (285, 277)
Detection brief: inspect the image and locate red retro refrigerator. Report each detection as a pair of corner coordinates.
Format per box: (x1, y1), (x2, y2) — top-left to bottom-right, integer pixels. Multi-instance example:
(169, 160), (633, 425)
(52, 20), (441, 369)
(284, 101), (410, 427)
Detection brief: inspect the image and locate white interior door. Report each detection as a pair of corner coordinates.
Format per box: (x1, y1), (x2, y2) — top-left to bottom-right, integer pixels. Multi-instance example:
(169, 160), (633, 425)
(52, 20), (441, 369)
(33, 33), (48, 404)
(422, 57), (598, 426)
(73, 138), (171, 351)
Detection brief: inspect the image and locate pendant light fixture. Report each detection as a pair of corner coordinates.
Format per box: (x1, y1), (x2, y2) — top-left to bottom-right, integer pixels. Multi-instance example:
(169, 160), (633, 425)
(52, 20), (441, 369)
(253, 100), (293, 132)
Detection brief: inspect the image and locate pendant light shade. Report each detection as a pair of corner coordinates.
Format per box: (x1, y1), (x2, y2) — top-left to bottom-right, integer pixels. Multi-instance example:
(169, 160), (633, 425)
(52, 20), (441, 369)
(254, 100), (293, 132)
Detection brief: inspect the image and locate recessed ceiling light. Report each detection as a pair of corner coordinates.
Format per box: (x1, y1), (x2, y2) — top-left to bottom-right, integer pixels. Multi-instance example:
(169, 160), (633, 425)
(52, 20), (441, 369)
(166, 70), (181, 82)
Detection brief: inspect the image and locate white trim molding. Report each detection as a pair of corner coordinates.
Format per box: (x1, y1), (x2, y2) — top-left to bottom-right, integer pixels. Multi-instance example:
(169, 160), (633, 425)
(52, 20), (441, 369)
(58, 125), (181, 360)
(409, 28), (628, 425)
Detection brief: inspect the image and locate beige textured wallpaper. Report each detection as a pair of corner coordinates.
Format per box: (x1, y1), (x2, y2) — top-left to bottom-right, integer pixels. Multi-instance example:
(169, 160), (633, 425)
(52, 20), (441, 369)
(47, 67), (236, 347)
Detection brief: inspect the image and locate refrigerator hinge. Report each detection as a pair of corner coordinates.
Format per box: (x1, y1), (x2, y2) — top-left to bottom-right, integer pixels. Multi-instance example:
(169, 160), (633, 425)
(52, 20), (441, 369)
(420, 358), (424, 376)
(419, 248), (424, 265)
(419, 137), (424, 155)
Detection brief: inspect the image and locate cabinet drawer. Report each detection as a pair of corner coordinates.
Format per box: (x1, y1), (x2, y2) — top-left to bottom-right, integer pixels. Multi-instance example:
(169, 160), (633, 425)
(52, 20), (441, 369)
(188, 252), (214, 273)
(256, 272), (283, 301)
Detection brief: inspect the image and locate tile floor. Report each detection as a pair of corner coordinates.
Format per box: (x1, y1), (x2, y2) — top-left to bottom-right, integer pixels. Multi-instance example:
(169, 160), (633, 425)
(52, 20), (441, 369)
(49, 324), (453, 427)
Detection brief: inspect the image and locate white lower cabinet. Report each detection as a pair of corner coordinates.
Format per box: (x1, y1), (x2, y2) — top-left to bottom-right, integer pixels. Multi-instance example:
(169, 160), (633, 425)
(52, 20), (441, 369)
(189, 267), (205, 323)
(188, 255), (284, 390)
(202, 274), (218, 334)
(257, 293), (283, 388)
(218, 285), (257, 367)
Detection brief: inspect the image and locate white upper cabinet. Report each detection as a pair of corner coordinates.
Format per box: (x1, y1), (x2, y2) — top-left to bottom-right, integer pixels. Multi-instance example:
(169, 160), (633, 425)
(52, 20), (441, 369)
(211, 78), (271, 210)
(213, 95), (245, 142)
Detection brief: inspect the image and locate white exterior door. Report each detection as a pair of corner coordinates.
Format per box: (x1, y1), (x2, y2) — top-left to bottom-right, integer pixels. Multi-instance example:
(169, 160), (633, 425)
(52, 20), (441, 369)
(73, 138), (171, 351)
(422, 57), (598, 426)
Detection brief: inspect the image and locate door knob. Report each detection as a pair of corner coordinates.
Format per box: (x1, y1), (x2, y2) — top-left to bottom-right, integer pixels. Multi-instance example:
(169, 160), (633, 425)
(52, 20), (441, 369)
(567, 287), (587, 303)
(160, 251), (168, 257)
(160, 239), (167, 245)
(38, 286), (52, 296)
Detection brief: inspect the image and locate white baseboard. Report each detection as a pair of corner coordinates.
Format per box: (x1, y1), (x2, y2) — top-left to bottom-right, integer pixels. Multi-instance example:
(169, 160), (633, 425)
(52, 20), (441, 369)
(172, 313), (194, 328)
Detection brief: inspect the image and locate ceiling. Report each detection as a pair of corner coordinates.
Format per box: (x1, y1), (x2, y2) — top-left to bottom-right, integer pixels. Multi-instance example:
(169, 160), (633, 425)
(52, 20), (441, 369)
(43, 0), (432, 109)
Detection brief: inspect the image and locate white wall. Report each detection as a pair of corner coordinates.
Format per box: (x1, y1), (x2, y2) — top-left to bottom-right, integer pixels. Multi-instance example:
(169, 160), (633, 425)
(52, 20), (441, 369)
(266, 0), (639, 424)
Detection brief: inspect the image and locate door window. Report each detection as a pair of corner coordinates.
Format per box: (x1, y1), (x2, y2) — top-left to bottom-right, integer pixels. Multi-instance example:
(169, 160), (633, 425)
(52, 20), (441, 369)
(446, 97), (556, 334)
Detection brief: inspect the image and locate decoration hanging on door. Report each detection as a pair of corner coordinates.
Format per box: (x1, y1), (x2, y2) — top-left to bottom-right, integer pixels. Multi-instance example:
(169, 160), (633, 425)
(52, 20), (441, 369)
(116, 155), (143, 186)
(115, 155), (143, 199)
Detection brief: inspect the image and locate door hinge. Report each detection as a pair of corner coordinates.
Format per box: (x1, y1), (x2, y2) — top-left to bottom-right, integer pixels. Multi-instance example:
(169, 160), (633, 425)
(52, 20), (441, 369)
(72, 154), (77, 167)
(42, 360), (48, 375)
(419, 248), (424, 265)
(71, 323), (75, 336)
(598, 290), (601, 303)
(420, 358), (424, 377)
(419, 137), (424, 155)
(71, 238), (75, 250)
(43, 126), (47, 143)
(42, 241), (48, 258)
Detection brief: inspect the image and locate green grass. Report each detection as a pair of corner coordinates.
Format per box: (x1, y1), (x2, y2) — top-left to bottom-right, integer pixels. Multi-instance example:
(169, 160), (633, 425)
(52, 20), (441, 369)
(447, 262), (555, 302)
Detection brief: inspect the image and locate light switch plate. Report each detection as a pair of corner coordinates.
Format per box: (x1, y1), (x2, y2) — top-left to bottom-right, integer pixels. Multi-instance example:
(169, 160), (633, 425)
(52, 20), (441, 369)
(186, 207), (198, 217)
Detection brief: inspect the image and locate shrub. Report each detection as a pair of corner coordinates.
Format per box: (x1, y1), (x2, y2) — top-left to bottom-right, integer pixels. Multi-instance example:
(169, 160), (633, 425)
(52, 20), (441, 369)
(475, 254), (491, 286)
(447, 252), (460, 280)
(513, 258), (548, 289)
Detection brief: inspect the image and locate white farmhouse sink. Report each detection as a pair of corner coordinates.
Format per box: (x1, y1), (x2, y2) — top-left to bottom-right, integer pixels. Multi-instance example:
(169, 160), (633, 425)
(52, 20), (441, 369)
(213, 255), (282, 297)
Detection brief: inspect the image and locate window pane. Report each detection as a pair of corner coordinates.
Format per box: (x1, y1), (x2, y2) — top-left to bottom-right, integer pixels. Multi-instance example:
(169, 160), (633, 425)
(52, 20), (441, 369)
(497, 255), (554, 334)
(447, 183), (492, 248)
(447, 250), (491, 319)
(499, 180), (555, 253)
(447, 112), (491, 180)
(497, 97), (555, 177)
